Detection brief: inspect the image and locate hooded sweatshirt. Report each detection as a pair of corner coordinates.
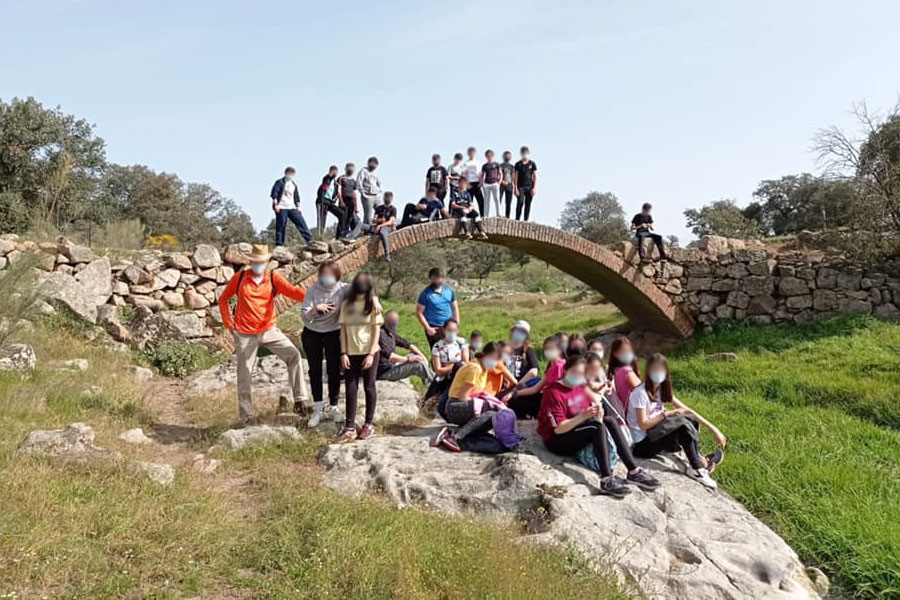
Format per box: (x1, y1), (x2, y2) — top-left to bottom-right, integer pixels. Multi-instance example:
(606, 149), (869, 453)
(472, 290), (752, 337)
(300, 280), (350, 333)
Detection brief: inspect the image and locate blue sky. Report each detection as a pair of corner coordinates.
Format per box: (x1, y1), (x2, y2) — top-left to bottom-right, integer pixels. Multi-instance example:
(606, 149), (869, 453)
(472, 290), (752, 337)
(2, 0), (899, 242)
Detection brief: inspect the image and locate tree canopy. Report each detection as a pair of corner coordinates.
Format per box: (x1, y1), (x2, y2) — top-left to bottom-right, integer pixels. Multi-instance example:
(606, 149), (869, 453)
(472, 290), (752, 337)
(558, 191), (630, 245)
(683, 199), (759, 239)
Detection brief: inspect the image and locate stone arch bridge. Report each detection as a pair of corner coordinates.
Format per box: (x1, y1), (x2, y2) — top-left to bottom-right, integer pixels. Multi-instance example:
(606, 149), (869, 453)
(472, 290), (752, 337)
(275, 218), (696, 338)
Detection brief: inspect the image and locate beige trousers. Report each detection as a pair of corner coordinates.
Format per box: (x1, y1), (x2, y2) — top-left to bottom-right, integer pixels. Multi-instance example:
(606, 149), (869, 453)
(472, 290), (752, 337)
(233, 327), (308, 423)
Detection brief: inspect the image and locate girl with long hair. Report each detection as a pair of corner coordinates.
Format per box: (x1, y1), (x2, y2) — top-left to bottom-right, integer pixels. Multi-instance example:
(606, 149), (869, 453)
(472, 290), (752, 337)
(627, 353), (727, 489)
(338, 272), (383, 442)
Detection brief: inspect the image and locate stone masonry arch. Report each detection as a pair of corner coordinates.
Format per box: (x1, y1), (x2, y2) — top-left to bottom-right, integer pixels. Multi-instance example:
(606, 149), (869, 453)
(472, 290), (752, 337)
(275, 218), (695, 338)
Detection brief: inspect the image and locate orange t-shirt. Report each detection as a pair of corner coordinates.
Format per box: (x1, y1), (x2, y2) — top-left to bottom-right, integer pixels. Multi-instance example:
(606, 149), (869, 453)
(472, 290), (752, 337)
(218, 269), (305, 334)
(484, 363), (512, 396)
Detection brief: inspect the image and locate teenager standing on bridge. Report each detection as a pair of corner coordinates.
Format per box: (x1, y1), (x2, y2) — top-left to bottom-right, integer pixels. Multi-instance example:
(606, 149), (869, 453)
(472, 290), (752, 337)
(513, 146), (538, 221)
(357, 156), (382, 225)
(463, 147), (485, 215)
(499, 151), (516, 218)
(315, 165), (344, 237)
(425, 154), (449, 202)
(271, 167), (314, 247)
(337, 163), (360, 240)
(481, 149), (502, 218)
(218, 244), (309, 426)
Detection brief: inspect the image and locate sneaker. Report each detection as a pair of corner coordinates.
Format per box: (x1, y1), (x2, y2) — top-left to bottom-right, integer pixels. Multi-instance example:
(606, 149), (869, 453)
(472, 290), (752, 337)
(307, 409), (323, 428)
(431, 426), (449, 448)
(337, 426), (357, 443)
(464, 232), (473, 239)
(686, 467), (718, 489)
(598, 476), (632, 498)
(477, 232), (488, 240)
(326, 405), (343, 423)
(626, 468), (661, 491)
(705, 449), (724, 473)
(358, 423), (376, 441)
(441, 435), (462, 453)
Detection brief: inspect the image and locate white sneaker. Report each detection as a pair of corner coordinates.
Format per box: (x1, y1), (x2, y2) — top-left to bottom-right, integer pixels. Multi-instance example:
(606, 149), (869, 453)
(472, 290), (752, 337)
(687, 467), (718, 489)
(326, 405), (343, 423)
(307, 410), (323, 428)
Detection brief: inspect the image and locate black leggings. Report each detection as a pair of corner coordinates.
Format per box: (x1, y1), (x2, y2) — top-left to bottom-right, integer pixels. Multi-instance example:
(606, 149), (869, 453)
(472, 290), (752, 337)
(633, 422), (703, 469)
(516, 187), (534, 221)
(300, 328), (341, 407)
(344, 352), (379, 427)
(501, 185), (514, 217)
(508, 394), (541, 419)
(545, 417), (638, 478)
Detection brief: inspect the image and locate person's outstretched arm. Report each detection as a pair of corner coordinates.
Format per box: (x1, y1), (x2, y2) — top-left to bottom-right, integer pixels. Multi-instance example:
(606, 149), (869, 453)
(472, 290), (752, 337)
(272, 272), (305, 304)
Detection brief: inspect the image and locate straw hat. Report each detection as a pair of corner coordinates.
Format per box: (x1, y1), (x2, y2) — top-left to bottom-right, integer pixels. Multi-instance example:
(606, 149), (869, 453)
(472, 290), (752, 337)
(247, 244), (272, 264)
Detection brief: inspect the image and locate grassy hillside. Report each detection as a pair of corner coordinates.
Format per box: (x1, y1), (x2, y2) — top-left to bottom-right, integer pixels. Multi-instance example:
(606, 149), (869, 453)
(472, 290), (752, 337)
(668, 316), (900, 599)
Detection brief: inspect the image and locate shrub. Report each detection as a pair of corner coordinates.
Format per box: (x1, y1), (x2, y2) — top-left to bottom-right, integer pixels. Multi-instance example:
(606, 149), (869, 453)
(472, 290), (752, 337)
(94, 218), (146, 250)
(145, 234), (180, 251)
(143, 342), (222, 378)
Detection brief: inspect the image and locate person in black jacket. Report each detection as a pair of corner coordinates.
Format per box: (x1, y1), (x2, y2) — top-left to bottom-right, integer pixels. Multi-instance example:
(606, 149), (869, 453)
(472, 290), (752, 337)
(271, 166), (314, 246)
(315, 165), (345, 237)
(631, 203), (667, 261)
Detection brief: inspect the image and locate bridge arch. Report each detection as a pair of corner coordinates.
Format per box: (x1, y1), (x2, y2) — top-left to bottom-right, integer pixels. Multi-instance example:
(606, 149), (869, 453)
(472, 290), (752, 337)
(277, 218), (694, 338)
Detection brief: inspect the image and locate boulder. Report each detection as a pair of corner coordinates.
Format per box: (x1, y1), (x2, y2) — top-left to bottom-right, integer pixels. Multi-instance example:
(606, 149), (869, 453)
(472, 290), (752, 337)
(307, 240), (330, 254)
(777, 277), (809, 297)
(130, 461), (174, 486)
(696, 235), (731, 255)
(0, 343), (36, 373)
(37, 271), (98, 323)
(126, 365), (154, 383)
(51, 358), (89, 371)
(747, 294), (776, 316)
(17, 423), (109, 459)
(874, 303), (900, 320)
(74, 257), (112, 305)
(0, 238), (16, 256)
(157, 268), (182, 288)
(272, 246), (295, 263)
(218, 425), (301, 451)
(160, 311), (213, 338)
(126, 306), (187, 349)
(224, 243), (252, 265)
(57, 239), (96, 263)
(192, 244), (222, 268)
(320, 430), (818, 600)
(130, 296), (165, 312)
(162, 291), (185, 308)
(119, 427), (153, 445)
(192, 453), (222, 474)
(163, 252), (193, 270)
(123, 264), (152, 285)
(184, 288), (210, 310)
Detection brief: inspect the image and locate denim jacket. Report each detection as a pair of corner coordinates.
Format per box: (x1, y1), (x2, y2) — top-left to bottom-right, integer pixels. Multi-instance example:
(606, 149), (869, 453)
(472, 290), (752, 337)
(270, 177), (301, 205)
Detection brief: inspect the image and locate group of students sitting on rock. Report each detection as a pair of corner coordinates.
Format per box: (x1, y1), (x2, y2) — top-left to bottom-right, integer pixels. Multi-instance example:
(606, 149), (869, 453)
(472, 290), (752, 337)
(425, 321), (727, 496)
(220, 249), (726, 498)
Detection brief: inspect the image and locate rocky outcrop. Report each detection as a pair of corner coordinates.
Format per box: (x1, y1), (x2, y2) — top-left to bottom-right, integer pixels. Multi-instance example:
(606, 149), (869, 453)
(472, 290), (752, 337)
(320, 424), (820, 600)
(185, 356), (421, 423)
(0, 343), (37, 373)
(17, 423), (110, 459)
(218, 425), (302, 451)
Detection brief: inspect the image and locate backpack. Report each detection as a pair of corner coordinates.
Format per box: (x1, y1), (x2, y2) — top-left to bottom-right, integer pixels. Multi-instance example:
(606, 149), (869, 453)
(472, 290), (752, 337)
(460, 433), (509, 455)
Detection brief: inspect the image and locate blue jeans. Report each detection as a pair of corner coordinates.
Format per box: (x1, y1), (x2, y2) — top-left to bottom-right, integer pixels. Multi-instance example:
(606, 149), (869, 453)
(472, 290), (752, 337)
(275, 209), (314, 246)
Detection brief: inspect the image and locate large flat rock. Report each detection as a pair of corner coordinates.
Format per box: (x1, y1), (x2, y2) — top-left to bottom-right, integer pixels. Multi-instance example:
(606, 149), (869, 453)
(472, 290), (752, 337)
(319, 424), (819, 600)
(185, 355), (421, 423)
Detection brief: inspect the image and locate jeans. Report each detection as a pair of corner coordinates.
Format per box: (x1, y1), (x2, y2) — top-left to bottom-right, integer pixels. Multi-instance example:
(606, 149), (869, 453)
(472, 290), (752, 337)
(275, 209), (314, 246)
(482, 182), (501, 217)
(300, 327), (342, 407)
(515, 187), (534, 221)
(344, 352), (379, 427)
(500, 184), (514, 218)
(361, 194), (380, 225)
(360, 223), (395, 259)
(340, 197), (360, 239)
(377, 360), (434, 384)
(635, 230), (667, 260)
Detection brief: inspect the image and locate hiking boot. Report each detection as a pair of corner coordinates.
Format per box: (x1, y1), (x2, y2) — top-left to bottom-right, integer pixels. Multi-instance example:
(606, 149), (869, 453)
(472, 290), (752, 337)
(441, 435), (462, 453)
(686, 467), (718, 489)
(431, 426), (449, 448)
(307, 409), (323, 428)
(705, 449), (724, 473)
(358, 423), (376, 441)
(598, 476), (631, 498)
(626, 468), (661, 490)
(326, 404), (343, 423)
(337, 426), (357, 443)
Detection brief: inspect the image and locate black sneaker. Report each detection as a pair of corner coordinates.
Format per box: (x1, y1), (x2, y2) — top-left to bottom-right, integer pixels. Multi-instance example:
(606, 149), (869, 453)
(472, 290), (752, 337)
(706, 449), (724, 473)
(626, 468), (661, 490)
(598, 476), (631, 498)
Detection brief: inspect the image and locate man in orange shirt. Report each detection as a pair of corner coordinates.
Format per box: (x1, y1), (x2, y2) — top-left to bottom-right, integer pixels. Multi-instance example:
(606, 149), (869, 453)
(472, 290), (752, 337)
(218, 244), (308, 425)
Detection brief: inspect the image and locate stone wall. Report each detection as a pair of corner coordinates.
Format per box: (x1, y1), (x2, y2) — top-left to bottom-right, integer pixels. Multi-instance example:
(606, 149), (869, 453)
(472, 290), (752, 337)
(1, 230), (897, 341)
(613, 235), (900, 331)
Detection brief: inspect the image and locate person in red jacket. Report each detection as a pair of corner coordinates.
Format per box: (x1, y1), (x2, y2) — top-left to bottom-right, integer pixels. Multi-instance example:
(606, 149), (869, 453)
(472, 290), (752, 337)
(217, 244), (308, 425)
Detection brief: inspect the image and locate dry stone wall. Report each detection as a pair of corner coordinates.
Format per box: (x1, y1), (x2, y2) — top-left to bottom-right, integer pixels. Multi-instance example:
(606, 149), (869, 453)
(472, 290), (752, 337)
(1, 229), (897, 341)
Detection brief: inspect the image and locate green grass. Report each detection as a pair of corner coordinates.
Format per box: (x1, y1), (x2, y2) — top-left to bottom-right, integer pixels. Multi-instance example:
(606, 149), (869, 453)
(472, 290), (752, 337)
(0, 319), (626, 599)
(669, 316), (900, 599)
